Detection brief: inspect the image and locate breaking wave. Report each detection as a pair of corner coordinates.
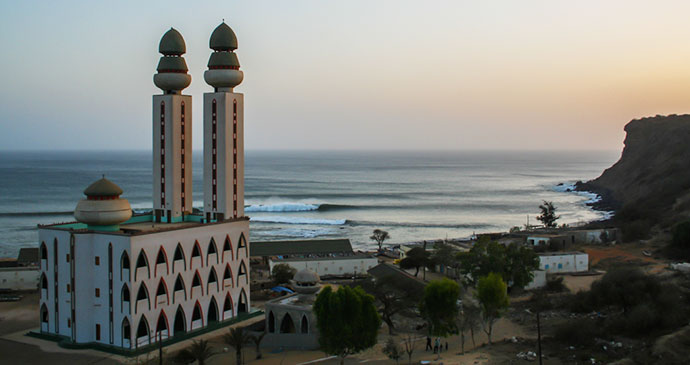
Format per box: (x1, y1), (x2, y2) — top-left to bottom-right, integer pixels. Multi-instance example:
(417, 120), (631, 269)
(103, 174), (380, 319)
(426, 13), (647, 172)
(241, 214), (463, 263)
(250, 216), (346, 225)
(244, 203), (356, 212)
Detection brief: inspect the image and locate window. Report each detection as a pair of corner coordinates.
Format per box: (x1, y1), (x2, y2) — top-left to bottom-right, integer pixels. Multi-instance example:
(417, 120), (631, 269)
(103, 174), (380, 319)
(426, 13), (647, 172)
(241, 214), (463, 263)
(66, 254), (70, 262)
(95, 288), (100, 297)
(67, 318), (71, 328)
(95, 256), (100, 265)
(96, 324), (101, 340)
(40, 242), (47, 261)
(66, 284), (70, 293)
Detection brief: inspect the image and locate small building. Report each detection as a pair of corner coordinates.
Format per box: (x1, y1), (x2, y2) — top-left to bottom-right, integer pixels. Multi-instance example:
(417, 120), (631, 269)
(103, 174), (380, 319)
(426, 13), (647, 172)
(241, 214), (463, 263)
(17, 247), (39, 267)
(263, 269), (321, 350)
(269, 254), (377, 278)
(538, 252), (589, 274)
(524, 269), (546, 290)
(250, 239), (354, 259)
(367, 263), (426, 291)
(0, 266), (40, 291)
(526, 234), (571, 249)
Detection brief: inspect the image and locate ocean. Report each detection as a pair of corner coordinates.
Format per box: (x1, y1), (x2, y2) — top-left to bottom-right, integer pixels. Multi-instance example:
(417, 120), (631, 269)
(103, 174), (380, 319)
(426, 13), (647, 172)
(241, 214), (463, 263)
(0, 150), (619, 257)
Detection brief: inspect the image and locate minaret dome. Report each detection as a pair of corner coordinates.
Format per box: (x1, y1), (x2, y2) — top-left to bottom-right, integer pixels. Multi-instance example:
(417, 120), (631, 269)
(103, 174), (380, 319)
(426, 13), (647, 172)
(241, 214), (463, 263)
(204, 22), (243, 91)
(154, 28), (191, 94)
(74, 177), (132, 230)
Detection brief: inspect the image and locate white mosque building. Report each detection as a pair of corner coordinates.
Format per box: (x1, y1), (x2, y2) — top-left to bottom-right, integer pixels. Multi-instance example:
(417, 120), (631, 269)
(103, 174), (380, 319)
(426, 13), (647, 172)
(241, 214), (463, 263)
(37, 23), (251, 349)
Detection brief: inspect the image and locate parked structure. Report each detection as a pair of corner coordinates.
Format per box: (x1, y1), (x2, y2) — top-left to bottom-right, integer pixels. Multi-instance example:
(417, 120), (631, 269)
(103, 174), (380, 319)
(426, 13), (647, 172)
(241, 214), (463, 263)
(538, 252), (589, 274)
(36, 23), (251, 349)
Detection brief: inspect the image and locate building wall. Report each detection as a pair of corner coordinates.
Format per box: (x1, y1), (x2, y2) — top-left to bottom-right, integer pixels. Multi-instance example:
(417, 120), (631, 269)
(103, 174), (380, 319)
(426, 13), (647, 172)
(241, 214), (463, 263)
(269, 257), (378, 277)
(524, 270), (546, 290)
(0, 267), (39, 290)
(264, 299), (318, 350)
(538, 253), (588, 274)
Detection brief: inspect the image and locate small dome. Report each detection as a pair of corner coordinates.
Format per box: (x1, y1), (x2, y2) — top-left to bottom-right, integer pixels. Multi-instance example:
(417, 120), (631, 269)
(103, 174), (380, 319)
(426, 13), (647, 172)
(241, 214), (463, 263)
(208, 52), (240, 69)
(294, 269), (320, 284)
(84, 177), (123, 197)
(157, 56), (189, 72)
(210, 22), (238, 51)
(159, 28), (186, 55)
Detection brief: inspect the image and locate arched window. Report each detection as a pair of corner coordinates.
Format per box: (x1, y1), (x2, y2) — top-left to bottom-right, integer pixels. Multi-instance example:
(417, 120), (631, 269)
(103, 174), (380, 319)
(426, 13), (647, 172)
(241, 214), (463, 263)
(191, 301), (203, 327)
(136, 283), (150, 312)
(208, 297), (219, 324)
(121, 251), (130, 281)
(173, 243), (185, 273)
(156, 311), (169, 339)
(40, 242), (48, 262)
(155, 247), (168, 276)
(222, 236), (233, 262)
(122, 317), (131, 346)
(121, 283), (130, 312)
(280, 313), (295, 333)
(135, 250), (149, 280)
(208, 268), (218, 293)
(223, 293), (233, 320)
(268, 311), (275, 333)
(156, 278), (168, 307)
(172, 274), (186, 304)
(41, 303), (49, 323)
(238, 289), (248, 314)
(223, 264), (233, 288)
(136, 316), (150, 346)
(41, 273), (48, 290)
(237, 260), (248, 284)
(173, 305), (186, 335)
(190, 241), (202, 269)
(301, 315), (309, 334)
(191, 271), (203, 297)
(237, 233), (247, 258)
(207, 238), (218, 265)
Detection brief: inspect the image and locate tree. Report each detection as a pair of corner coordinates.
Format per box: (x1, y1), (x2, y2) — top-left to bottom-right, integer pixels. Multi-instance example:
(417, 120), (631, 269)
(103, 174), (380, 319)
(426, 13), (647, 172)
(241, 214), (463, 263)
(174, 339), (216, 365)
(536, 201), (560, 228)
(382, 338), (402, 364)
(457, 296), (481, 354)
(250, 332), (266, 359)
(457, 240), (538, 289)
(223, 327), (252, 365)
(672, 220), (690, 248)
(420, 278), (461, 359)
(361, 275), (422, 334)
(313, 285), (381, 364)
(400, 247), (430, 277)
(371, 229), (391, 251)
(476, 273), (509, 345)
(271, 263), (297, 284)
(503, 243), (539, 289)
(402, 334), (416, 365)
(429, 243), (457, 274)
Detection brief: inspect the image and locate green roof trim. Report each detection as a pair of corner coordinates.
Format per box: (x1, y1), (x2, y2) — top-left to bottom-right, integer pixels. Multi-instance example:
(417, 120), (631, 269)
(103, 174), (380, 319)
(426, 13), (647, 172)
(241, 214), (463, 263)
(250, 239), (353, 257)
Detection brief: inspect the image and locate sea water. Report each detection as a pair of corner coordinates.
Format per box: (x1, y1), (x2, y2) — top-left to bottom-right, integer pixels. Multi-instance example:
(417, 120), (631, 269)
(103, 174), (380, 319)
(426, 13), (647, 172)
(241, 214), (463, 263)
(0, 150), (619, 256)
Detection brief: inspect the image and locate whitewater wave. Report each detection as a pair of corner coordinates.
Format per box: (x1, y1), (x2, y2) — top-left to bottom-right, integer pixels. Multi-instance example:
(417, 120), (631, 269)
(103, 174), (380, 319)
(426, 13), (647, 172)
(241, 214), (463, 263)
(347, 220), (493, 229)
(245, 202), (356, 212)
(250, 216), (346, 225)
(553, 182), (601, 204)
(261, 228), (338, 238)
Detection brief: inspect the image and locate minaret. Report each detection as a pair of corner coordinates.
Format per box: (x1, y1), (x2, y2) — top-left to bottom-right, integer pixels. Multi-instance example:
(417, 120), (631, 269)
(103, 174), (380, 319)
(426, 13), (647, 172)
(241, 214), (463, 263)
(152, 28), (193, 223)
(203, 22), (245, 221)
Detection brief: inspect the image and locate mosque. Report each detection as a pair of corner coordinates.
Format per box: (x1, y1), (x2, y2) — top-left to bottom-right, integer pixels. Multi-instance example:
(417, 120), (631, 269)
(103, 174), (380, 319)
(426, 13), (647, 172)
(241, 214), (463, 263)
(36, 23), (251, 349)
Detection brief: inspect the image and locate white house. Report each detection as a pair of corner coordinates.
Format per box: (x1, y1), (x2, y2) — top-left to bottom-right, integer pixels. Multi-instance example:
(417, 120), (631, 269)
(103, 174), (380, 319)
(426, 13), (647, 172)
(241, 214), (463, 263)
(269, 254), (378, 278)
(37, 23), (251, 350)
(538, 252), (589, 274)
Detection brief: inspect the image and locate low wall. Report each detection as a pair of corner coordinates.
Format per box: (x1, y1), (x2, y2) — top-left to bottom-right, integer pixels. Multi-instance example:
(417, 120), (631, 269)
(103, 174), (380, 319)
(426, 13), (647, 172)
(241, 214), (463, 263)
(0, 267), (39, 291)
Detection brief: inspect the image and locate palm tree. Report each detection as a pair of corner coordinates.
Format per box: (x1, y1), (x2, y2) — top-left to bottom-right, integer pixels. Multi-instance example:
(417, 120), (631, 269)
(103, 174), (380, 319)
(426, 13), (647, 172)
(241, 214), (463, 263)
(251, 331), (266, 359)
(175, 339), (216, 365)
(224, 327), (252, 365)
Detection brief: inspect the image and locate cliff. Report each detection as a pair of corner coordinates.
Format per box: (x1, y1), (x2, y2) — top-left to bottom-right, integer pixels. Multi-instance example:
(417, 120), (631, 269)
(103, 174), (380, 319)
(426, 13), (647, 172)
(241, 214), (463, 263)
(577, 114), (690, 225)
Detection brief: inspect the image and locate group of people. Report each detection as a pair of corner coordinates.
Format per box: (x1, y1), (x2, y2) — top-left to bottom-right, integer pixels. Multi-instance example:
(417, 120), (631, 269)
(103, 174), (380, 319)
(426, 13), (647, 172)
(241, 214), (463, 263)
(425, 336), (448, 353)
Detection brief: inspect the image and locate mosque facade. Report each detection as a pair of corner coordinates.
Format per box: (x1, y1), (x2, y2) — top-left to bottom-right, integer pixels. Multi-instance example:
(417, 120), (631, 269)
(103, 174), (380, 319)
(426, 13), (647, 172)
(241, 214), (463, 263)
(36, 23), (250, 349)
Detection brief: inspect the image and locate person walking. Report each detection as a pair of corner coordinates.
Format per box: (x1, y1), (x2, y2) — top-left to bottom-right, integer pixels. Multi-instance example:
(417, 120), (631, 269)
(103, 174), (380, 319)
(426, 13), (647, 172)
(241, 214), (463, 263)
(434, 337), (439, 354)
(426, 336), (432, 351)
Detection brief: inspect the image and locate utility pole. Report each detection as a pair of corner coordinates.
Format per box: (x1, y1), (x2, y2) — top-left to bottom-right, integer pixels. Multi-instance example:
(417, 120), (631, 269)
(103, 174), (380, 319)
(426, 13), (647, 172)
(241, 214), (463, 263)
(158, 331), (163, 365)
(537, 310), (542, 365)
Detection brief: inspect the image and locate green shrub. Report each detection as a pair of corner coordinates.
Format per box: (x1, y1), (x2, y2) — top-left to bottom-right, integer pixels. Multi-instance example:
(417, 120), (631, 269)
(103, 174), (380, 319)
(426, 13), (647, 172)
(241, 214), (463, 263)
(672, 221), (690, 248)
(623, 303), (657, 335)
(555, 319), (600, 346)
(621, 220), (651, 242)
(568, 291), (595, 313)
(545, 276), (566, 292)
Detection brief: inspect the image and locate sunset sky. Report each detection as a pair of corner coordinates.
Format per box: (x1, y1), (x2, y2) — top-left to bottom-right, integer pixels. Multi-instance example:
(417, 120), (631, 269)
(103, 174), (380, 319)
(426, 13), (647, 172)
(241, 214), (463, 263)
(2, 0), (690, 151)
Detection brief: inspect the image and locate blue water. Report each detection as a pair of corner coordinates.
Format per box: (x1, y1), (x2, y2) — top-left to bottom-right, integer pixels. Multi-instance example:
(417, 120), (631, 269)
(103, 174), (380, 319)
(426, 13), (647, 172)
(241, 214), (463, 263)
(0, 150), (619, 256)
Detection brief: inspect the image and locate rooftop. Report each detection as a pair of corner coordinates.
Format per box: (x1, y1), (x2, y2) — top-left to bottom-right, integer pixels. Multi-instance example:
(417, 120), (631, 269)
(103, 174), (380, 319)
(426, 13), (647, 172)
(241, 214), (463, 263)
(538, 251), (587, 256)
(367, 263), (426, 290)
(250, 239), (353, 257)
(271, 253), (374, 262)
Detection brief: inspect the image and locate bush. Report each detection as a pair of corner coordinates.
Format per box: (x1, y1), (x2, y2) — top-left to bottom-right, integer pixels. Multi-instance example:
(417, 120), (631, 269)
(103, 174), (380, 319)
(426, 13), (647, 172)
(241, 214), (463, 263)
(271, 264), (297, 284)
(621, 220), (651, 242)
(672, 221), (690, 248)
(568, 291), (595, 313)
(545, 276), (566, 292)
(555, 319), (600, 346)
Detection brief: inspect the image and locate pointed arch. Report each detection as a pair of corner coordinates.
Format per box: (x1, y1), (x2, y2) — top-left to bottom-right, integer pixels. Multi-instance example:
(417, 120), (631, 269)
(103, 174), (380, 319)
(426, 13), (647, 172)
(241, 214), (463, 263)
(40, 272), (48, 290)
(237, 233), (248, 258)
(40, 303), (49, 323)
(156, 310), (169, 339)
(155, 278), (169, 307)
(134, 250), (149, 280)
(208, 297), (219, 324)
(40, 241), (48, 261)
(280, 313), (295, 333)
(222, 235), (233, 262)
(155, 246), (168, 277)
(173, 305), (186, 335)
(238, 288), (248, 314)
(190, 241), (202, 269)
(122, 317), (131, 348)
(136, 316), (150, 347)
(301, 314), (309, 334)
(207, 237), (218, 265)
(136, 283), (150, 313)
(223, 263), (234, 288)
(191, 300), (203, 329)
(223, 292), (233, 320)
(173, 243), (185, 274)
(121, 283), (130, 312)
(191, 270), (203, 298)
(208, 267), (219, 293)
(120, 251), (130, 281)
(173, 274), (186, 304)
(237, 260), (248, 284)
(268, 311), (275, 333)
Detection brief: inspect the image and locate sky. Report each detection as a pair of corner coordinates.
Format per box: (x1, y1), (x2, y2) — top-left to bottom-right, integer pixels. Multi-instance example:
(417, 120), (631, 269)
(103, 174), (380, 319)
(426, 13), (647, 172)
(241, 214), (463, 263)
(2, 0), (690, 151)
